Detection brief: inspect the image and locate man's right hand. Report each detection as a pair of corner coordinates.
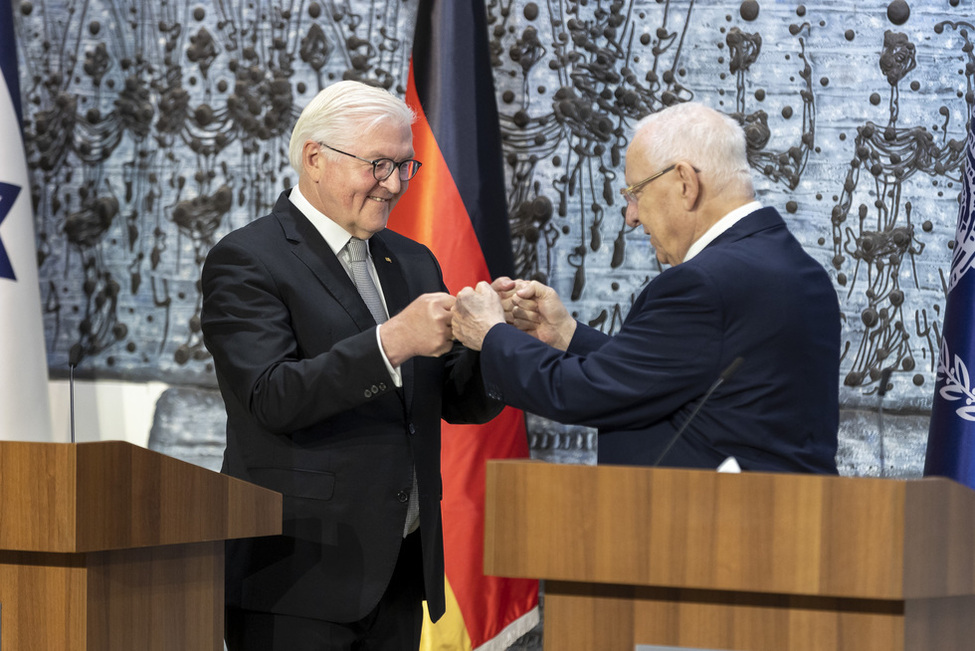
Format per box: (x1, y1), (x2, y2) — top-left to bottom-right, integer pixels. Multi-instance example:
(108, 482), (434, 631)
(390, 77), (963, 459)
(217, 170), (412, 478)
(500, 278), (577, 351)
(379, 292), (456, 366)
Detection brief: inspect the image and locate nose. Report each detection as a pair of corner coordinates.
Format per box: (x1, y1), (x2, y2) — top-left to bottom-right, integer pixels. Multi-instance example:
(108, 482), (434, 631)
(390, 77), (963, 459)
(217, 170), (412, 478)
(623, 201), (640, 228)
(380, 172), (404, 194)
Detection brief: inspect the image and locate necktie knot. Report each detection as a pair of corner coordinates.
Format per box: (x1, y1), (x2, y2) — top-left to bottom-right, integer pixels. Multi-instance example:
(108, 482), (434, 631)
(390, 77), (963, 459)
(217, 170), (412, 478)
(347, 237), (368, 263)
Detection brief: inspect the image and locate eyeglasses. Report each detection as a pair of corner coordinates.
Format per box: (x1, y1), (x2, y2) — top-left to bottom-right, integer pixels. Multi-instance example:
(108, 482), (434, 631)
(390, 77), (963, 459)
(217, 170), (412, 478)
(320, 143), (422, 182)
(619, 164), (678, 204)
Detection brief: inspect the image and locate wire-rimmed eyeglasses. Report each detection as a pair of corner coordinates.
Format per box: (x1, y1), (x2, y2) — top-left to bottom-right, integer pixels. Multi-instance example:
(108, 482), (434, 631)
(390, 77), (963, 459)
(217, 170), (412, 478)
(619, 164), (678, 204)
(320, 143), (422, 182)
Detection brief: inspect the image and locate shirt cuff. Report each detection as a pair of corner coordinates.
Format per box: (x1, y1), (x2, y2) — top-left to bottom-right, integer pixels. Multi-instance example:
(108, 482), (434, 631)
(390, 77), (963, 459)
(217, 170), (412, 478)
(375, 324), (402, 387)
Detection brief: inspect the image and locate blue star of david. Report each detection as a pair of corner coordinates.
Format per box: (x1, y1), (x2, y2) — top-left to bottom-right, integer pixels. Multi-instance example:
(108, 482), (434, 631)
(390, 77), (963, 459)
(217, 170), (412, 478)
(0, 181), (22, 281)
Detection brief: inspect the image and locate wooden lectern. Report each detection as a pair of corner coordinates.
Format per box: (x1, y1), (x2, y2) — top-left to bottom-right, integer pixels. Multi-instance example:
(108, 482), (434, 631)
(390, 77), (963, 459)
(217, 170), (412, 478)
(0, 441), (282, 650)
(484, 460), (975, 651)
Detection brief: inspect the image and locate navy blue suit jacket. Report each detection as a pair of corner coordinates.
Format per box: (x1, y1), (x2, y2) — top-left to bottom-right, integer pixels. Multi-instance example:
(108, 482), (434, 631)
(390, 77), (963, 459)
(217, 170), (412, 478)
(201, 191), (500, 623)
(481, 207), (840, 473)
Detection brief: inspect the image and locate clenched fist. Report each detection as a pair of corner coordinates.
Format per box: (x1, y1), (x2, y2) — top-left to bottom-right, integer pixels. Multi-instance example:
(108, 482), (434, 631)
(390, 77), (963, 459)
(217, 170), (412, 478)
(380, 292), (456, 366)
(451, 282), (507, 351)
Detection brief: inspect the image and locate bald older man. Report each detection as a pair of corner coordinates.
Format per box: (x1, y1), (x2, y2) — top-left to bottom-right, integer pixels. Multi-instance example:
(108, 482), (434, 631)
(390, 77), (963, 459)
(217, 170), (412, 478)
(452, 102), (840, 473)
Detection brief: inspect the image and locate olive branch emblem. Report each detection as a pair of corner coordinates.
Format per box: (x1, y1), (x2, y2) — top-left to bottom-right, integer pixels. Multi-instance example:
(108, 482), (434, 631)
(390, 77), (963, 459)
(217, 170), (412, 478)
(937, 343), (975, 422)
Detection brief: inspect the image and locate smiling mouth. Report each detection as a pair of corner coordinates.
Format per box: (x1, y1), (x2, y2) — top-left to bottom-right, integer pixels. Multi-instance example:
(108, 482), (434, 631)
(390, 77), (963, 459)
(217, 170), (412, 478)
(368, 196), (391, 203)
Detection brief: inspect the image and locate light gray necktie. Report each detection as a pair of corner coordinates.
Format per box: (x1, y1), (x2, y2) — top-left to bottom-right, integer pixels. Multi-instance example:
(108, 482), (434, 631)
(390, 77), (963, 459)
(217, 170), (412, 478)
(345, 237), (418, 536)
(346, 237), (388, 325)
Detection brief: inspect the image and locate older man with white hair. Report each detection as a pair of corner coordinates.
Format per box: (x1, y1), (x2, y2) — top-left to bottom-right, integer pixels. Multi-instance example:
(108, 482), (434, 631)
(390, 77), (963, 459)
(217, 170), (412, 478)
(452, 101), (841, 474)
(203, 80), (502, 651)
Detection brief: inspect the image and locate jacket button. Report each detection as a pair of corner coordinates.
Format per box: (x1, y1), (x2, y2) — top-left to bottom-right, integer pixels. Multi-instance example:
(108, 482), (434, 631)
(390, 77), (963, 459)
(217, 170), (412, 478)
(408, 423), (416, 436)
(396, 490), (409, 503)
(364, 388), (372, 398)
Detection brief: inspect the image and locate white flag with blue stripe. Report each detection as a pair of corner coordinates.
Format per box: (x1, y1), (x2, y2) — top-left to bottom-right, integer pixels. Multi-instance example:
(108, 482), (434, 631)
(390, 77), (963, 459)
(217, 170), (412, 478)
(1, 0), (54, 441)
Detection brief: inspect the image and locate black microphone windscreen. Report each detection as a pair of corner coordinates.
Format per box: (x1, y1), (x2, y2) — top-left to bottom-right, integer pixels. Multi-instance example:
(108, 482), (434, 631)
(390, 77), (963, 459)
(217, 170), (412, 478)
(878, 367), (893, 397)
(68, 343), (83, 368)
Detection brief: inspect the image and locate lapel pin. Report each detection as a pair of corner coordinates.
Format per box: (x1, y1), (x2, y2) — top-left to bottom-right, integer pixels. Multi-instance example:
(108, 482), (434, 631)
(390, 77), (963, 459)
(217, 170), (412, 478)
(385, 257), (392, 263)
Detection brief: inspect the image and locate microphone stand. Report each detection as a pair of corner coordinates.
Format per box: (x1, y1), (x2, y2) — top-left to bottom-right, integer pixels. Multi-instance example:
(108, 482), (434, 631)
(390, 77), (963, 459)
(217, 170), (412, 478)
(69, 362), (76, 444)
(652, 357), (744, 467)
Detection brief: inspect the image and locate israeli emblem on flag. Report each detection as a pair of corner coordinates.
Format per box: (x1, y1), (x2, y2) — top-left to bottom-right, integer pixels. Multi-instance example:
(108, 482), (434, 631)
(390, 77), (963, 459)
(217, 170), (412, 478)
(0, 181), (22, 281)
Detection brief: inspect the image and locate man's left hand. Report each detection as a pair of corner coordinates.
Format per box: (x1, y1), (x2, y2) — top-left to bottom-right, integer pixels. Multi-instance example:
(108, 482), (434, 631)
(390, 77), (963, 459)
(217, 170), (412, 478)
(452, 281), (506, 351)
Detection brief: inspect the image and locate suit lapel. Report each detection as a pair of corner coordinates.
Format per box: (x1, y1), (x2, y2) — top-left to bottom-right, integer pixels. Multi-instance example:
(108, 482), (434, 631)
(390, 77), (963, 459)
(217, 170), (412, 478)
(369, 233), (416, 408)
(273, 195), (376, 331)
(273, 193), (416, 408)
(368, 233), (411, 317)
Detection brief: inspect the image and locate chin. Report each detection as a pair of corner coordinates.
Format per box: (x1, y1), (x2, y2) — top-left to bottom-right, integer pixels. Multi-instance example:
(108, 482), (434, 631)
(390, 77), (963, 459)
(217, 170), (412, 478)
(370, 216), (392, 234)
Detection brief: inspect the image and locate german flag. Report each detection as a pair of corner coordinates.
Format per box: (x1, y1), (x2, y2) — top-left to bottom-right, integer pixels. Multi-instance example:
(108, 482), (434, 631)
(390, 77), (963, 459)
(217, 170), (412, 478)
(388, 1), (539, 649)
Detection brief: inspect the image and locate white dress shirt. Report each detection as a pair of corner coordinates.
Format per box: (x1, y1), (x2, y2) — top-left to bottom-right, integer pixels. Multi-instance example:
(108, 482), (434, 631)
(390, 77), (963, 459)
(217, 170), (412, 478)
(683, 200), (763, 263)
(289, 187), (402, 386)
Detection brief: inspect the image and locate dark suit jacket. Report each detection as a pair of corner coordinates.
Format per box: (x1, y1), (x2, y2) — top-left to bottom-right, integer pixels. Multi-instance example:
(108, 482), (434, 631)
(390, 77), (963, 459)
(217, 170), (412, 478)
(480, 207), (840, 473)
(201, 191), (501, 623)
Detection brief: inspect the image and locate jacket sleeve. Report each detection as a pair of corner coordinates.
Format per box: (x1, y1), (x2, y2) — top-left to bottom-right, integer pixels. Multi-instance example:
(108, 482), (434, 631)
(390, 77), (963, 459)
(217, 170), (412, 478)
(479, 264), (725, 430)
(439, 342), (504, 425)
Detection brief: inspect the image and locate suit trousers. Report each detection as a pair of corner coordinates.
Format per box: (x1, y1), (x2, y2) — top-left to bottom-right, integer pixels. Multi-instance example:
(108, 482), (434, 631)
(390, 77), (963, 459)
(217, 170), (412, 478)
(225, 531), (424, 651)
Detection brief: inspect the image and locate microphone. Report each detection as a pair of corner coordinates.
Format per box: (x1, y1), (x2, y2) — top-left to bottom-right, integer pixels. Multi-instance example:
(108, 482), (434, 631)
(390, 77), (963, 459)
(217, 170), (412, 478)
(877, 366), (893, 478)
(652, 357), (745, 467)
(68, 344), (82, 444)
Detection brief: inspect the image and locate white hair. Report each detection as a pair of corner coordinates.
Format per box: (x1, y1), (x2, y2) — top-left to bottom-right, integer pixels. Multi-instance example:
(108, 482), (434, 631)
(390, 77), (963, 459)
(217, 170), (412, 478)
(633, 102), (754, 196)
(288, 81), (416, 175)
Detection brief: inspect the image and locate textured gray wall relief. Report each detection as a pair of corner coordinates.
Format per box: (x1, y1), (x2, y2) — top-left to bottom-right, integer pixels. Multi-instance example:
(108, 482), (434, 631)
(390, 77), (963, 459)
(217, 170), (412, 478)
(12, 1), (975, 476)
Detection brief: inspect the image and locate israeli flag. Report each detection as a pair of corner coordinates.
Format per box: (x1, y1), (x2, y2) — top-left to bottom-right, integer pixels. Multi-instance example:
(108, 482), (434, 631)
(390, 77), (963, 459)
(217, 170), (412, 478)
(1, 0), (53, 441)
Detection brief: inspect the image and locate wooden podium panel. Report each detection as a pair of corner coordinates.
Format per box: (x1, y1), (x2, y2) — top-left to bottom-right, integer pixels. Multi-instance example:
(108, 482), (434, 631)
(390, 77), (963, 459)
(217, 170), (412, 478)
(484, 460), (975, 651)
(540, 584), (975, 650)
(0, 441), (281, 651)
(0, 543), (221, 651)
(0, 440), (281, 552)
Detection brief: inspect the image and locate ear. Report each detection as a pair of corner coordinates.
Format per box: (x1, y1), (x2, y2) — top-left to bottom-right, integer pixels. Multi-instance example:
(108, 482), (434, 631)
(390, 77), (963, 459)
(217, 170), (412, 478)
(302, 141), (326, 181)
(675, 161), (701, 211)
